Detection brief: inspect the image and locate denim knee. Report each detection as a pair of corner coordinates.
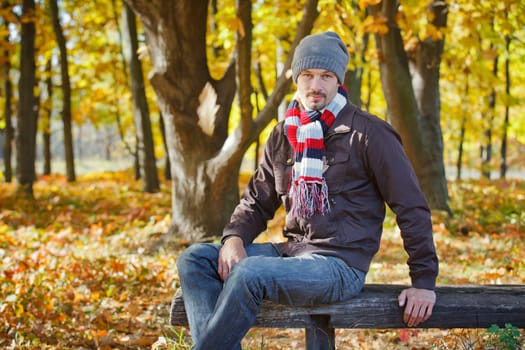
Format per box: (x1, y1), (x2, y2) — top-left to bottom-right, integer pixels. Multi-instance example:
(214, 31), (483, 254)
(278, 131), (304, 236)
(176, 243), (218, 277)
(176, 244), (197, 273)
(226, 258), (266, 301)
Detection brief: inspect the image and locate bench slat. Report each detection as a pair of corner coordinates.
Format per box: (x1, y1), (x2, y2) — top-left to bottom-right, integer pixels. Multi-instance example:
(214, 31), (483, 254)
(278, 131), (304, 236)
(170, 284), (525, 330)
(170, 284), (525, 349)
(170, 284), (525, 328)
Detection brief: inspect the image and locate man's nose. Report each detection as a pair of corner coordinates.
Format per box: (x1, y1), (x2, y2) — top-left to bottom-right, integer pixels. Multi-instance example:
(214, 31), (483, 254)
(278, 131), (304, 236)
(311, 75), (323, 89)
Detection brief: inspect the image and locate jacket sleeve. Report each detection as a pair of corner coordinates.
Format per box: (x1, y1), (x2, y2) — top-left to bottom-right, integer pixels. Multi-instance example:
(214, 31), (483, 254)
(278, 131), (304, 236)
(221, 126), (284, 245)
(365, 120), (439, 290)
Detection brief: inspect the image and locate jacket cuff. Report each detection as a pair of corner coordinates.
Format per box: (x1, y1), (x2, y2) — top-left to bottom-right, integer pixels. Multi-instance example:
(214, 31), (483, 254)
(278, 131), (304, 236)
(411, 275), (437, 290)
(220, 234), (244, 245)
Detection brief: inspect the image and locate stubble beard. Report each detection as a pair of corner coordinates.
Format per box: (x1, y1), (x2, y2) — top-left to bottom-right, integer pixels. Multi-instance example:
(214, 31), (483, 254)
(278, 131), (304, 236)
(305, 91), (327, 111)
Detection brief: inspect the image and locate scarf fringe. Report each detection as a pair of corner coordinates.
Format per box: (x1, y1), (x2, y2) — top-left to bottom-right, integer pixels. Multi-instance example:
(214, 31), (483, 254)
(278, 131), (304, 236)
(289, 178), (331, 219)
(285, 86), (347, 219)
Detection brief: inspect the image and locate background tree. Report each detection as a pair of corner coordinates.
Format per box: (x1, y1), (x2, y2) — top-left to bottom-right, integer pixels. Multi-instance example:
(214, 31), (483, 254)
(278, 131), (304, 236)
(0, 0), (523, 236)
(41, 57), (52, 175)
(49, 0), (75, 182)
(500, 30), (510, 178)
(440, 0), (525, 180)
(51, 0), (141, 176)
(125, 0), (235, 240)
(125, 0), (319, 240)
(1, 1), (14, 182)
(494, 2), (522, 179)
(122, 1), (159, 193)
(325, 0), (369, 109)
(481, 42), (497, 179)
(109, 0), (141, 179)
(369, 0), (450, 213)
(456, 73), (469, 180)
(15, 0), (37, 196)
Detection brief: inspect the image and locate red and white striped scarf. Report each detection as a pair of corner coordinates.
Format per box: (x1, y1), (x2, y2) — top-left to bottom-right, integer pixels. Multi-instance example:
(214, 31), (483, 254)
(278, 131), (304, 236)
(284, 86), (348, 218)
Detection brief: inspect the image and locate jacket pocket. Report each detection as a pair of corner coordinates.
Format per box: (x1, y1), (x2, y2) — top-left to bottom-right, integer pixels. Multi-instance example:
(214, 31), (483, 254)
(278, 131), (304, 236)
(324, 151), (352, 193)
(274, 151), (294, 210)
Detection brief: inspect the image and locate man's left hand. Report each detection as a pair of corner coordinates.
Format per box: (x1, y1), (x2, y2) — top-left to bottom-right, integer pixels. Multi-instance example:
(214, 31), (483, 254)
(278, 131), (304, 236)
(398, 287), (436, 327)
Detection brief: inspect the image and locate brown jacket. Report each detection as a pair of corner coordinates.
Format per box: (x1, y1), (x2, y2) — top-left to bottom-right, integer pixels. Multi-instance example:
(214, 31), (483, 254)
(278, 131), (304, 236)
(222, 102), (439, 289)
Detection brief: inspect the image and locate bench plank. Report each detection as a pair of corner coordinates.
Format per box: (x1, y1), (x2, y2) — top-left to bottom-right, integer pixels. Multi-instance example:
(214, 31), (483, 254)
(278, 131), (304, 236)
(170, 284), (525, 349)
(170, 284), (525, 329)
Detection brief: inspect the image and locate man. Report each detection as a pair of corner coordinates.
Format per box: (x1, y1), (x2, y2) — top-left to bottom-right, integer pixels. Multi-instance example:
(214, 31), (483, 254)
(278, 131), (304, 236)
(177, 31), (439, 350)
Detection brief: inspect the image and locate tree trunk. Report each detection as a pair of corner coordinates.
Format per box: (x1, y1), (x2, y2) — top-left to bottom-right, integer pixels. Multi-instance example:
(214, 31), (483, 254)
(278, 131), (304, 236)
(456, 76), (468, 181)
(456, 117), (465, 181)
(343, 4), (369, 108)
(133, 136), (140, 180)
(159, 113), (171, 180)
(500, 35), (510, 179)
(110, 0), (140, 172)
(481, 122), (493, 179)
(344, 66), (363, 108)
(482, 53), (498, 180)
(122, 1), (159, 193)
(236, 0), (254, 141)
(125, 0), (319, 240)
(42, 58), (53, 175)
(104, 127), (112, 161)
(49, 0), (76, 182)
(2, 1), (13, 182)
(2, 76), (13, 182)
(371, 0), (450, 213)
(15, 0), (38, 197)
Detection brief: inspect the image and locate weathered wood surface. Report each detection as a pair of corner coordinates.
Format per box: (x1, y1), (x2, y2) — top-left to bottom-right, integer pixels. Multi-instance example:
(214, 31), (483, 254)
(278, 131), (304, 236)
(170, 284), (525, 329)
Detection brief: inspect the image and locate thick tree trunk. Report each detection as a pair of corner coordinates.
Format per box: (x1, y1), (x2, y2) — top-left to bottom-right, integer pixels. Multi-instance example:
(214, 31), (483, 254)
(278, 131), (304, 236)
(123, 2), (159, 193)
(126, 0), (318, 240)
(126, 0), (237, 240)
(371, 0), (450, 213)
(410, 1), (450, 210)
(15, 0), (38, 196)
(50, 0), (76, 182)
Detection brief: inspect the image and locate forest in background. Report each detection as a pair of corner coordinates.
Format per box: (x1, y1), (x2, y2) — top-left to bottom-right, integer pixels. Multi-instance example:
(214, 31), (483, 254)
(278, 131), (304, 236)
(1, 0), (524, 185)
(1, 0), (524, 348)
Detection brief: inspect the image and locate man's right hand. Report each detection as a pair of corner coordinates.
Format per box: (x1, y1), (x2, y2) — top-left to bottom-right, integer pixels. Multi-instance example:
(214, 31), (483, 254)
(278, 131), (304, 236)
(218, 236), (247, 281)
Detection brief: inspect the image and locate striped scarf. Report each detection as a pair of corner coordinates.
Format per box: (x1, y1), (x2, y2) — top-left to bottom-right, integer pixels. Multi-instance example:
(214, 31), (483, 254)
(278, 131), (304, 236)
(284, 86), (348, 218)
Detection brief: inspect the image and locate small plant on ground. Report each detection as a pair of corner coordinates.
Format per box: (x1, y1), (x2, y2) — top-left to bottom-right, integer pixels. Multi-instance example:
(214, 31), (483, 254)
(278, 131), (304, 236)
(486, 323), (522, 350)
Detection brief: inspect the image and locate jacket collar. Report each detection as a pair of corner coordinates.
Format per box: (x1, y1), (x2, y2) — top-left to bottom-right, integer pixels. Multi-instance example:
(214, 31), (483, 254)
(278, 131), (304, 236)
(326, 102), (356, 136)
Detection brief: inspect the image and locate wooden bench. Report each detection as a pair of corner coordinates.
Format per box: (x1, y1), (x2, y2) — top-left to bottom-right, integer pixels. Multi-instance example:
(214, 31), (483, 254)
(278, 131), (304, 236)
(170, 284), (525, 350)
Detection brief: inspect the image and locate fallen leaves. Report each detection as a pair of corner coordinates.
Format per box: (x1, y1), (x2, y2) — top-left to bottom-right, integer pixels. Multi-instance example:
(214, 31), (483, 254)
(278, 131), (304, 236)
(0, 173), (523, 349)
(0, 172), (175, 349)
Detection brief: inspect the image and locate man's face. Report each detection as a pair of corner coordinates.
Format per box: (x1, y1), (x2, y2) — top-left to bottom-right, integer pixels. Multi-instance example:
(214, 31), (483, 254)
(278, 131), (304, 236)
(296, 68), (339, 111)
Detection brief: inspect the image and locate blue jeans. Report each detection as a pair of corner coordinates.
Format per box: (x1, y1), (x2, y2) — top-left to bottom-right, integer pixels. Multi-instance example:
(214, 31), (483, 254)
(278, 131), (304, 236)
(176, 242), (366, 350)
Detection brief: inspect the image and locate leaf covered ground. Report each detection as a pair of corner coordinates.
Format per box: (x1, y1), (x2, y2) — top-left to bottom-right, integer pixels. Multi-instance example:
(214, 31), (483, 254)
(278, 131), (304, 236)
(0, 172), (524, 349)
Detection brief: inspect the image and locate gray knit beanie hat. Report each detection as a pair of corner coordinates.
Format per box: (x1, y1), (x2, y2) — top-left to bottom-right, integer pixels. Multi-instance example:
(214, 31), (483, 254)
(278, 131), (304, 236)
(292, 31), (349, 83)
